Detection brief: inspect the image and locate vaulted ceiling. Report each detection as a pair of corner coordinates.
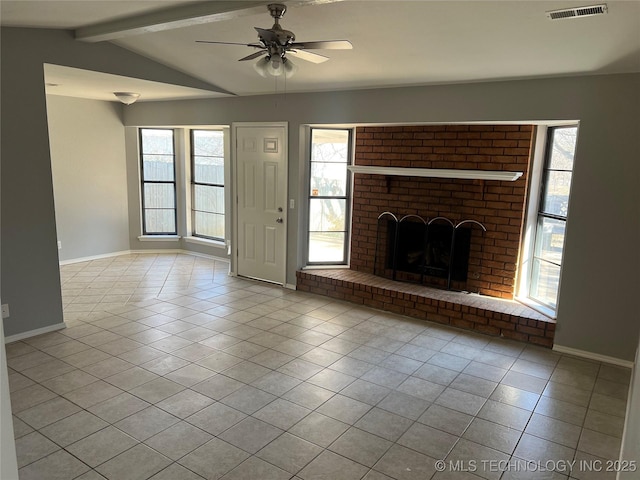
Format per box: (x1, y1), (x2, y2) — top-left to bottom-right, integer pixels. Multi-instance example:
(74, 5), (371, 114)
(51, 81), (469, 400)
(2, 0), (639, 100)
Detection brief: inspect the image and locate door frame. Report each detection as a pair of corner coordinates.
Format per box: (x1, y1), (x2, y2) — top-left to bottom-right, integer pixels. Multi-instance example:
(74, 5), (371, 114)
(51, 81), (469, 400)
(231, 122), (289, 285)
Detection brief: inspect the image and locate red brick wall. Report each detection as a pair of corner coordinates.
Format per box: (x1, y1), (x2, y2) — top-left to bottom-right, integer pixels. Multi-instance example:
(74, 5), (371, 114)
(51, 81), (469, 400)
(350, 125), (533, 299)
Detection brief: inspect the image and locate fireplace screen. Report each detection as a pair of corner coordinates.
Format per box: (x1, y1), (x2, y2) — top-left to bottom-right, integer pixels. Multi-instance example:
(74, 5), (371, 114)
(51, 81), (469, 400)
(374, 212), (485, 290)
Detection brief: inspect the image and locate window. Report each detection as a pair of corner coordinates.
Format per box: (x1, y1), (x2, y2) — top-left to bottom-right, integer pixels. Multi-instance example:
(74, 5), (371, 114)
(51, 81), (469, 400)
(527, 126), (577, 311)
(140, 129), (177, 234)
(191, 130), (225, 241)
(307, 128), (352, 264)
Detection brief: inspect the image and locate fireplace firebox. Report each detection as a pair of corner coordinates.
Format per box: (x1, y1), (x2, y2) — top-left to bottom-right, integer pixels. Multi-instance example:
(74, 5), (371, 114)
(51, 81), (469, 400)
(374, 212), (485, 290)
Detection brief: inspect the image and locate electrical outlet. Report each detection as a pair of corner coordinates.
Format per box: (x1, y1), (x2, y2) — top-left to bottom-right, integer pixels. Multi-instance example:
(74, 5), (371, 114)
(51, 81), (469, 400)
(289, 199), (295, 209)
(1, 304), (9, 319)
(58, 241), (62, 250)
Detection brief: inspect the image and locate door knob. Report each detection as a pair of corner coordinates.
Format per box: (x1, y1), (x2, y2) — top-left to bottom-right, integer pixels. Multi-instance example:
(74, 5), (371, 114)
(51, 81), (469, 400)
(276, 217), (284, 224)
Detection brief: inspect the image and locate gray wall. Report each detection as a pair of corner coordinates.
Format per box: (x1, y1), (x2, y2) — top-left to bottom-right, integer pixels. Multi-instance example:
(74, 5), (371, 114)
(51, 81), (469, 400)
(0, 27), (223, 337)
(47, 96), (130, 262)
(123, 75), (640, 361)
(1, 26), (638, 361)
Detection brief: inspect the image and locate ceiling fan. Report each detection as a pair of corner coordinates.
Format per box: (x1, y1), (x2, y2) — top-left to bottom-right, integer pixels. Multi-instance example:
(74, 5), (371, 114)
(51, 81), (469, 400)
(196, 3), (352, 78)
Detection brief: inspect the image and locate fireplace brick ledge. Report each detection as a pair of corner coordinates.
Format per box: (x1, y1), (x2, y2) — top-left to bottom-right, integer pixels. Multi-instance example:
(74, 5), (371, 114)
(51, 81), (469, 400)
(296, 269), (555, 348)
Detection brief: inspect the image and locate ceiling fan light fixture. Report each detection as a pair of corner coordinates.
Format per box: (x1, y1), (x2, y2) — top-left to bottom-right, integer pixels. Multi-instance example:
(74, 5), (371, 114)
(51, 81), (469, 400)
(266, 55), (284, 77)
(254, 56), (270, 77)
(113, 92), (140, 105)
(282, 57), (297, 79)
(254, 55), (296, 78)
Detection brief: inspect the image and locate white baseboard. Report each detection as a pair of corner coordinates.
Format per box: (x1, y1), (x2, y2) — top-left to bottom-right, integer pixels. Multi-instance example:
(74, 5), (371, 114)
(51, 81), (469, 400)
(128, 249), (183, 255)
(553, 344), (634, 368)
(59, 250), (132, 265)
(5, 322), (67, 343)
(182, 250), (230, 262)
(129, 249), (229, 262)
(60, 249), (231, 265)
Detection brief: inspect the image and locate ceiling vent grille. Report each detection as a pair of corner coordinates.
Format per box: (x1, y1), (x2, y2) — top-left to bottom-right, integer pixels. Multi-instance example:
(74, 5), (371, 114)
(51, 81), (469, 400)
(546, 4), (608, 20)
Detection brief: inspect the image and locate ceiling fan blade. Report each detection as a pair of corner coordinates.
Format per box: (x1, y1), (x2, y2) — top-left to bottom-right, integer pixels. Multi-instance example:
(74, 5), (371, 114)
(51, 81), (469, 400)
(290, 40), (353, 50)
(196, 40), (261, 47)
(238, 50), (267, 61)
(255, 27), (278, 43)
(288, 49), (329, 64)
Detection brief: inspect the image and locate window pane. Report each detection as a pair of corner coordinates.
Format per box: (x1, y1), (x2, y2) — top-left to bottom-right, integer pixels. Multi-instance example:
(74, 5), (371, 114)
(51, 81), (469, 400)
(144, 184), (175, 208)
(309, 198), (346, 231)
(534, 216), (565, 265)
(141, 129), (173, 154)
(194, 212), (224, 239)
(194, 156), (224, 184)
(144, 209), (175, 233)
(308, 128), (351, 265)
(549, 127), (577, 170)
(527, 125), (577, 312)
(530, 258), (560, 309)
(193, 130), (224, 156)
(310, 163), (347, 196)
(311, 130), (349, 163)
(193, 185), (224, 214)
(309, 232), (345, 263)
(541, 171), (572, 217)
(143, 155), (175, 181)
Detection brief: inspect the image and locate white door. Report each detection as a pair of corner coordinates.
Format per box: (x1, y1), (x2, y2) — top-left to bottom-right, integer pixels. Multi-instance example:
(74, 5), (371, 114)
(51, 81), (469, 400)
(235, 125), (287, 284)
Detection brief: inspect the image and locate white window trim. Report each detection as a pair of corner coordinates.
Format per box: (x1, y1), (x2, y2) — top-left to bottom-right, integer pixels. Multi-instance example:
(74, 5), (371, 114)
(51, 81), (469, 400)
(139, 128), (179, 236)
(306, 127), (355, 267)
(185, 127), (230, 243)
(516, 123), (577, 319)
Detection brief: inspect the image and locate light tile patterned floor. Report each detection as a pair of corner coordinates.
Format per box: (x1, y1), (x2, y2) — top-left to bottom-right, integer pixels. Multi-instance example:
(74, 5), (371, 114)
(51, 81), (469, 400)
(7, 253), (631, 480)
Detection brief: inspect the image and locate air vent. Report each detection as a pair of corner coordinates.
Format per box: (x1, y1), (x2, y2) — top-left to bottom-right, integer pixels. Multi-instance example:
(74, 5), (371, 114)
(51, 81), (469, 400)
(546, 4), (608, 20)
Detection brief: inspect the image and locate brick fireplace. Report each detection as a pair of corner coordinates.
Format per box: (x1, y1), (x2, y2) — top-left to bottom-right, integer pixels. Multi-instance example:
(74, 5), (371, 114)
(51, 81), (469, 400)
(297, 124), (557, 347)
(350, 124), (533, 299)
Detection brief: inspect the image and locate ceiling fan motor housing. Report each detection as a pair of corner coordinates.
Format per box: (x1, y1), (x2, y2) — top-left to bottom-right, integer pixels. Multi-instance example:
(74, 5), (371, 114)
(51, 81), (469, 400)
(267, 4), (287, 20)
(265, 3), (295, 46)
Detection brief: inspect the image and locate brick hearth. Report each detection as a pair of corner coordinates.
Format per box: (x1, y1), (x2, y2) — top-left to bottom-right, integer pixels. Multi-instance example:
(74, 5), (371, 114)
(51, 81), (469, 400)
(297, 269), (555, 348)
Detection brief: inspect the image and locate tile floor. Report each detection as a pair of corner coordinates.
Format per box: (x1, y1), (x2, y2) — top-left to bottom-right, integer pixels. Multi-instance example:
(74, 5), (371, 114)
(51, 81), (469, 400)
(7, 253), (632, 480)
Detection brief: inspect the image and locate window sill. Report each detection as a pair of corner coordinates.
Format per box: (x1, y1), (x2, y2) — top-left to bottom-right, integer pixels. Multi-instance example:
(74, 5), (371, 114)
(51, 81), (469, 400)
(515, 296), (557, 320)
(184, 236), (226, 248)
(137, 235), (181, 242)
(304, 264), (350, 270)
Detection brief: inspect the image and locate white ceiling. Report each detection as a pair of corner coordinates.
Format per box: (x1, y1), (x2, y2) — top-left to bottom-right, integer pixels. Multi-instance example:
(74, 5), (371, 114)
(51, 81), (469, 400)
(2, 0), (639, 100)
(43, 64), (230, 102)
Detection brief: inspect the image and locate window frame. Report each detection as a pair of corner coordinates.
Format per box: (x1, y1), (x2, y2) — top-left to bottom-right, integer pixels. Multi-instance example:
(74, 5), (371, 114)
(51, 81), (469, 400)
(306, 127), (353, 266)
(190, 129), (225, 242)
(518, 124), (577, 317)
(139, 128), (178, 235)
